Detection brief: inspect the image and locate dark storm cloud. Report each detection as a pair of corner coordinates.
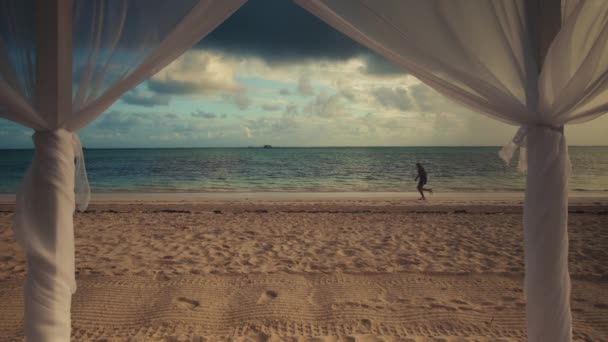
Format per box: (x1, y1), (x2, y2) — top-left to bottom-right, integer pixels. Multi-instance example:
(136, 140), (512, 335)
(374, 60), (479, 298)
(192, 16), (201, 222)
(199, 0), (400, 77)
(200, 0), (365, 63)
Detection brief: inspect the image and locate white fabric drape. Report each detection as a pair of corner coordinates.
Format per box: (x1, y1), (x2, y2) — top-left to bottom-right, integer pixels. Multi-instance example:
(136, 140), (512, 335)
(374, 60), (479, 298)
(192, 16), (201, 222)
(0, 0), (245, 340)
(295, 0), (608, 341)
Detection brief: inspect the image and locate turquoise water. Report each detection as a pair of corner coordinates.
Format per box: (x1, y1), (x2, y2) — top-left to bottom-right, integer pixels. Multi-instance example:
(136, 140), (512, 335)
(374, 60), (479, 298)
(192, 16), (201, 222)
(0, 147), (606, 193)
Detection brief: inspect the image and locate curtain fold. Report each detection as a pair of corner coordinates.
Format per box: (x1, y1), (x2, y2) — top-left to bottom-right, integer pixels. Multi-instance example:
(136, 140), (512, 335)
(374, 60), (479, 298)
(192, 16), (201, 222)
(297, 0), (538, 125)
(67, 0), (247, 131)
(295, 0), (608, 341)
(539, 0), (608, 124)
(0, 0), (246, 340)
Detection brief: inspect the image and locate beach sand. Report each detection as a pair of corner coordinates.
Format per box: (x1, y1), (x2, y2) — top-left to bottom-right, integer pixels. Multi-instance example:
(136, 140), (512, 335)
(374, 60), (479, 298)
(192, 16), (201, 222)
(0, 194), (606, 341)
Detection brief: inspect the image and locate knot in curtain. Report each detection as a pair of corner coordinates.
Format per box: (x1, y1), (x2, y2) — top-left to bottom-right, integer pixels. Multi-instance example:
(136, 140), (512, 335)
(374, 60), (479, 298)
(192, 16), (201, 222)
(499, 123), (566, 173)
(32, 129), (91, 212)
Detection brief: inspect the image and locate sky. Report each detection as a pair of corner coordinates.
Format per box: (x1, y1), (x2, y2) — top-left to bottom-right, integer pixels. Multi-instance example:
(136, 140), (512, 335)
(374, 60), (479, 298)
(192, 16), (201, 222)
(0, 0), (607, 148)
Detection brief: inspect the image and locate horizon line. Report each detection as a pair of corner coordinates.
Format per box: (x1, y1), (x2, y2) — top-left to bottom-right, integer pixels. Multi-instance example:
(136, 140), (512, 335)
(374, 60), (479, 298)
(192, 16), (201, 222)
(1, 145), (607, 150)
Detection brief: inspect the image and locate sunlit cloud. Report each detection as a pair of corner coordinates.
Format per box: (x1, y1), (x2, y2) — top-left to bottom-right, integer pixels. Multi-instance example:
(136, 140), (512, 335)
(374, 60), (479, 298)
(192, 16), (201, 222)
(149, 50), (242, 97)
(297, 74), (315, 96)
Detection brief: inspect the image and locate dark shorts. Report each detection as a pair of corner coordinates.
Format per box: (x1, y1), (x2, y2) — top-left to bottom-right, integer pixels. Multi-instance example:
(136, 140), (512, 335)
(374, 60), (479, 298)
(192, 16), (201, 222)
(418, 176), (427, 187)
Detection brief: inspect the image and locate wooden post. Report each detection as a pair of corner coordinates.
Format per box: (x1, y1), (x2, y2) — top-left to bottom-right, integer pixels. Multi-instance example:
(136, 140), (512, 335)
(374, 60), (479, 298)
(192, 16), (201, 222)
(524, 2), (572, 342)
(35, 0), (72, 128)
(25, 1), (75, 340)
(526, 0), (562, 71)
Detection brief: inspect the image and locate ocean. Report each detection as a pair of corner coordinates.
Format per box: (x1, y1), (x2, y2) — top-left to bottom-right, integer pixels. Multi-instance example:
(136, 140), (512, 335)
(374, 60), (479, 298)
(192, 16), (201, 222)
(0, 147), (606, 193)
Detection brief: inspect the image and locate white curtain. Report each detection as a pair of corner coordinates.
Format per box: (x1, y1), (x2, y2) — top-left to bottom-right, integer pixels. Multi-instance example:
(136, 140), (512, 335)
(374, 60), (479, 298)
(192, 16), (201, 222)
(295, 1), (608, 341)
(0, 0), (245, 340)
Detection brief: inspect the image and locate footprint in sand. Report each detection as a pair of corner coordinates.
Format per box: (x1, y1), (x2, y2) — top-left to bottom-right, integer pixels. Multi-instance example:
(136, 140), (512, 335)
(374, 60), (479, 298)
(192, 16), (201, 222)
(356, 319), (372, 333)
(256, 290), (278, 304)
(306, 291), (321, 307)
(175, 297), (200, 310)
(154, 271), (170, 281)
(501, 296), (517, 302)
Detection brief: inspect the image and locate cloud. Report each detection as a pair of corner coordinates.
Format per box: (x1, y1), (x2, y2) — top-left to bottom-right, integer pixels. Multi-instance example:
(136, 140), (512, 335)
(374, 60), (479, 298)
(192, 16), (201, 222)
(122, 91), (171, 107)
(261, 103), (281, 112)
(285, 104), (299, 117)
(245, 117), (271, 130)
(92, 110), (146, 133)
(408, 84), (518, 145)
(371, 87), (413, 111)
(409, 83), (476, 117)
(149, 50), (241, 96)
(191, 110), (217, 119)
(409, 84), (441, 112)
(195, 0), (412, 83)
(359, 54), (405, 77)
(224, 91), (253, 110)
(567, 114), (608, 145)
(243, 126), (252, 138)
(297, 74), (314, 96)
(245, 114), (300, 136)
(147, 79), (200, 95)
(279, 88), (291, 96)
(304, 92), (348, 118)
(335, 80), (357, 102)
(0, 119), (33, 148)
(272, 115), (299, 133)
(200, 0), (369, 64)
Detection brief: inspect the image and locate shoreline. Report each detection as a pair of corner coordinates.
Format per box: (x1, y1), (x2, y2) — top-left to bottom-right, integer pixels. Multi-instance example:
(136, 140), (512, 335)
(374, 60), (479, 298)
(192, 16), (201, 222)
(0, 191), (606, 205)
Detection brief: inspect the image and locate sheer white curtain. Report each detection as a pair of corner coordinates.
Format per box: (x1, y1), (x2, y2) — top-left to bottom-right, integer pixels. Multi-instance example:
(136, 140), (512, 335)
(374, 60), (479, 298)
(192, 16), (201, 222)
(0, 0), (245, 340)
(296, 0), (607, 341)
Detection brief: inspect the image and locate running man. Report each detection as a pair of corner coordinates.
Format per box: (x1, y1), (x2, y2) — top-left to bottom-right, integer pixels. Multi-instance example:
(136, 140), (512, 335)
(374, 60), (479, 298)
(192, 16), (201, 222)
(415, 162), (433, 200)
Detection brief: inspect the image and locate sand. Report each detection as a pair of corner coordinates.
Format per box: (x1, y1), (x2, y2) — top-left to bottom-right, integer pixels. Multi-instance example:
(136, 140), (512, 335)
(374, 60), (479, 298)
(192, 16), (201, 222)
(0, 194), (606, 341)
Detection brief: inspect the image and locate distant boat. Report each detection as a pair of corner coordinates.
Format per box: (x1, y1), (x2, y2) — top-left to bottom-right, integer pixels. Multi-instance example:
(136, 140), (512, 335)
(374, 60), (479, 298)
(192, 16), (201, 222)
(263, 145), (272, 149)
